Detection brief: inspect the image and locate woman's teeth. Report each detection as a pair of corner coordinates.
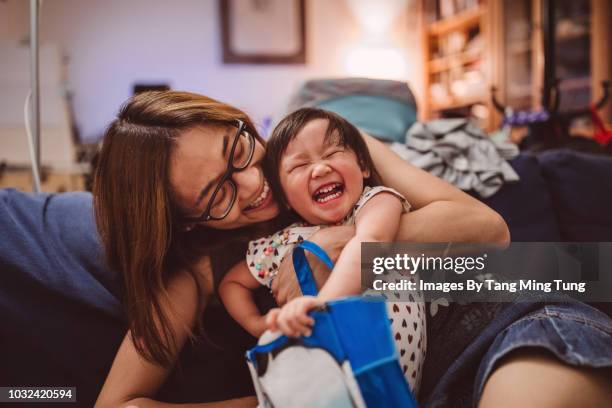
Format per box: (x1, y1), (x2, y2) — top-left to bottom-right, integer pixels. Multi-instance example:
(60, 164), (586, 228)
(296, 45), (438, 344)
(247, 180), (270, 209)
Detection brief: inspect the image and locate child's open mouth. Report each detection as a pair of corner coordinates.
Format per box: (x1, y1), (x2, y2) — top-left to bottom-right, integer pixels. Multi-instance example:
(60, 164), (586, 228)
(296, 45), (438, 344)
(312, 182), (344, 204)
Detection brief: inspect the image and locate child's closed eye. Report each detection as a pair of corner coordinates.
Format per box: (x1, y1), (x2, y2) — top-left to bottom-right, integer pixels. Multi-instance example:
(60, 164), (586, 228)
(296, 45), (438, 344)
(288, 162), (307, 172)
(324, 149), (344, 158)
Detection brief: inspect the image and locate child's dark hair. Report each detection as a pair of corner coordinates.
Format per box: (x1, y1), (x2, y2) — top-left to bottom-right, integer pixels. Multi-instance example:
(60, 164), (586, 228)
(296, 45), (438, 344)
(264, 107), (382, 208)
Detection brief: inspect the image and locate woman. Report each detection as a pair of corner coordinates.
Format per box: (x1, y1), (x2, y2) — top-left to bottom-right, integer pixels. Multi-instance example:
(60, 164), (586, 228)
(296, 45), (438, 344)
(93, 91), (611, 407)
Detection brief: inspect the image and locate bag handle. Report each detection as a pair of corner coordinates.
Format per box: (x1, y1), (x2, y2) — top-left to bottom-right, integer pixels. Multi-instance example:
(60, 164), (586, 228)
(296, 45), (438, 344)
(292, 240), (334, 297)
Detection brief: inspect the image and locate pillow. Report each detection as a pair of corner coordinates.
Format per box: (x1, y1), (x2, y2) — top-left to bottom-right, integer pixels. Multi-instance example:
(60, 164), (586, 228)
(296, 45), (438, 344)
(317, 94), (417, 143)
(478, 153), (562, 241)
(287, 78), (418, 144)
(538, 149), (612, 241)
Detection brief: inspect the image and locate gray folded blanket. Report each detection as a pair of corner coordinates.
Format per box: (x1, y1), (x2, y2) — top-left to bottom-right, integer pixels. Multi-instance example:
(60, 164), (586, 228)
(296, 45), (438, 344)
(390, 119), (519, 198)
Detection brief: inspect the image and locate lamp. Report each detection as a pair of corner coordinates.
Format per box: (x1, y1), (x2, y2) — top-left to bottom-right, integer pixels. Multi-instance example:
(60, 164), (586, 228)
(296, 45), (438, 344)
(344, 0), (409, 79)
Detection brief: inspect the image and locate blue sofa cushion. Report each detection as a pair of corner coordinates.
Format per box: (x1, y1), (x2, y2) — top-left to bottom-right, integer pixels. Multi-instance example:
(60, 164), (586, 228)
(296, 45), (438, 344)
(478, 153), (562, 241)
(317, 95), (417, 143)
(538, 149), (612, 241)
(0, 189), (122, 315)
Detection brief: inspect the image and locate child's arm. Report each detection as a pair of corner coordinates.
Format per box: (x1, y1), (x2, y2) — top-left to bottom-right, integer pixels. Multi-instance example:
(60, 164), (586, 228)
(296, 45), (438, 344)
(218, 261), (268, 337)
(268, 193), (403, 337)
(318, 192), (403, 300)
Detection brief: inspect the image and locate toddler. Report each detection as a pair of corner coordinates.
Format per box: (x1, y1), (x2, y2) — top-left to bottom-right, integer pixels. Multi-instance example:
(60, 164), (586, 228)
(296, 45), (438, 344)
(219, 108), (425, 392)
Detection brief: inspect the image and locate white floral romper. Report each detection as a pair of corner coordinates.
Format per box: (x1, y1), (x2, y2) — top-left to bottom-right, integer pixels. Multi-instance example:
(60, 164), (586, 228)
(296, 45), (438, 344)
(246, 186), (426, 395)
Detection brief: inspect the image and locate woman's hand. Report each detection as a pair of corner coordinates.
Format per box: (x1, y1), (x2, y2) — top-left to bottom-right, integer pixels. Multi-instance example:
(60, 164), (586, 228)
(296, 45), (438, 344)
(271, 226), (354, 306)
(265, 296), (323, 337)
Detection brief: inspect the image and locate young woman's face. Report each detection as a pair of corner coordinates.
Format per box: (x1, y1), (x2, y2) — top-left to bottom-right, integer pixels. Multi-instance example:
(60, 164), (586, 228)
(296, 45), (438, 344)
(169, 124), (279, 230)
(279, 119), (369, 225)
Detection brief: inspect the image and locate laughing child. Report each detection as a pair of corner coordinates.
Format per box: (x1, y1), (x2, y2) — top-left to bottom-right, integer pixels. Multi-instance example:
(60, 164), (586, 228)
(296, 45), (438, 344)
(219, 108), (425, 392)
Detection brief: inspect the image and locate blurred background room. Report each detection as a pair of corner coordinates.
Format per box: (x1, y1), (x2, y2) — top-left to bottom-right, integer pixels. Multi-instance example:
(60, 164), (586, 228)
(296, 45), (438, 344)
(0, 0), (611, 194)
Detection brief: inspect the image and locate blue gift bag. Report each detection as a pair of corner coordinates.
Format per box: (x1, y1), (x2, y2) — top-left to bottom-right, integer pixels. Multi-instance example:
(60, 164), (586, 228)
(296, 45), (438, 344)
(246, 241), (418, 408)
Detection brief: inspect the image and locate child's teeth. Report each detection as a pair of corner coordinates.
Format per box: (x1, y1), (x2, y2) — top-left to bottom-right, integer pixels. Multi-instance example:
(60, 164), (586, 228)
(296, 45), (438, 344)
(316, 183), (340, 195)
(316, 191), (341, 203)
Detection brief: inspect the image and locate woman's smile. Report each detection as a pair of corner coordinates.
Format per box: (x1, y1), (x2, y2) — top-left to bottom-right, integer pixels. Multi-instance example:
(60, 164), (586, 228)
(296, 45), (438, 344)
(170, 125), (279, 229)
(244, 179), (272, 212)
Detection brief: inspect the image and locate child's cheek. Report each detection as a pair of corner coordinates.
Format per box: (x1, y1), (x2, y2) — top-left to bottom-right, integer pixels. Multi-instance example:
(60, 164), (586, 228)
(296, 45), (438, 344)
(280, 174), (300, 207)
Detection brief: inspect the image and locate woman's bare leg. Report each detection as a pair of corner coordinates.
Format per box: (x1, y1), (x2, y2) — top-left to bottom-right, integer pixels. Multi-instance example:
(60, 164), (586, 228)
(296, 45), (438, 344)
(479, 349), (612, 408)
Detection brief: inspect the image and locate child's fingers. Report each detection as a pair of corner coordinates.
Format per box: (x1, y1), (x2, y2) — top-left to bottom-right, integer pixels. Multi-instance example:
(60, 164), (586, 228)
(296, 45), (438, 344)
(276, 312), (298, 337)
(265, 308), (281, 332)
(293, 313), (314, 336)
(295, 312), (315, 329)
(274, 297), (322, 337)
(286, 301), (315, 336)
(273, 303), (295, 336)
(284, 312), (310, 336)
(297, 298), (321, 323)
(282, 303), (305, 336)
(294, 304), (316, 329)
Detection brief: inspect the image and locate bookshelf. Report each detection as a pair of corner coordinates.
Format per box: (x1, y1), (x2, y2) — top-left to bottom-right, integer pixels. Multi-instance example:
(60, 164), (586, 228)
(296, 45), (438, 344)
(421, 0), (495, 130)
(420, 0), (611, 132)
(493, 0), (612, 125)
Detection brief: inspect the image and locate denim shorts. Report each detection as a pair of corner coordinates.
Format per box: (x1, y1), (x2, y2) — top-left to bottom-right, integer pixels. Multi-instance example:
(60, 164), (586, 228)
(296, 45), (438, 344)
(473, 302), (612, 403)
(422, 300), (612, 408)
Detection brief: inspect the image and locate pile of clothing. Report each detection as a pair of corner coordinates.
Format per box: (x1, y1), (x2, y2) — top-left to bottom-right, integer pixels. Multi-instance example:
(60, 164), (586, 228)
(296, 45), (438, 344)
(391, 119), (519, 198)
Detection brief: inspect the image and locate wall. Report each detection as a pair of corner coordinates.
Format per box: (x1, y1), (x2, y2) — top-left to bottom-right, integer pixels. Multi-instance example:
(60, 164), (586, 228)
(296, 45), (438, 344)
(2, 0), (422, 142)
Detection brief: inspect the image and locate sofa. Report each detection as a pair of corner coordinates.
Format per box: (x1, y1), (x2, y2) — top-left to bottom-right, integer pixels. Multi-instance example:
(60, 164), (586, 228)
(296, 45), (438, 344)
(479, 148), (612, 242)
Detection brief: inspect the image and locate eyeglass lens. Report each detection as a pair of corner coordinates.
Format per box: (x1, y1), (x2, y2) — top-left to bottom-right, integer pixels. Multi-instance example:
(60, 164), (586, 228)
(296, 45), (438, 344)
(206, 129), (254, 219)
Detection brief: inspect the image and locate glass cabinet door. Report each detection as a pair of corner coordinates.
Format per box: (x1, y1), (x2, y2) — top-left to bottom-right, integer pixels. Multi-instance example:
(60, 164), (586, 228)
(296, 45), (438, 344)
(503, 0), (535, 110)
(554, 0), (591, 111)
(501, 0), (594, 112)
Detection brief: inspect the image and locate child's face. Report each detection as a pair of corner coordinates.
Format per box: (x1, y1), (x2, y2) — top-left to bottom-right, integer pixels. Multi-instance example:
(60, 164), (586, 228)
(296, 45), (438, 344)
(279, 118), (369, 225)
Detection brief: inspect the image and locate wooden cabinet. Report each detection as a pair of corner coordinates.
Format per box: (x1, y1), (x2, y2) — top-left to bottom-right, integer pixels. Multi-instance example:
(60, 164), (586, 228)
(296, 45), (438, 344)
(494, 0), (611, 117)
(421, 0), (496, 130)
(421, 0), (612, 130)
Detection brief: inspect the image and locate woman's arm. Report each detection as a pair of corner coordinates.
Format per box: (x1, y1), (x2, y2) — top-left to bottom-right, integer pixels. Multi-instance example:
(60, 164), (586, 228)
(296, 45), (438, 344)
(95, 256), (256, 408)
(272, 135), (510, 305)
(219, 261), (268, 337)
(363, 132), (510, 244)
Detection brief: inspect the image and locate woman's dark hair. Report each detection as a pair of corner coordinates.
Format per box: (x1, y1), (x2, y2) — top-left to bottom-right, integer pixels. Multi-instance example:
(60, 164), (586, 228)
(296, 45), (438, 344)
(264, 107), (382, 209)
(93, 91), (262, 367)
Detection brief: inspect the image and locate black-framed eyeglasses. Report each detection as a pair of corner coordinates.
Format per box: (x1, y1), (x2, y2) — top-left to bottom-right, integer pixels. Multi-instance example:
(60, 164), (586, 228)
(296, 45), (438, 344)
(183, 120), (256, 224)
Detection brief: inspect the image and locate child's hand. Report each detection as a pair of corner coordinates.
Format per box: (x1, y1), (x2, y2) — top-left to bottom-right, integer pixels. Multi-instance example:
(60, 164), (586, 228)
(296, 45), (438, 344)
(265, 296), (323, 337)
